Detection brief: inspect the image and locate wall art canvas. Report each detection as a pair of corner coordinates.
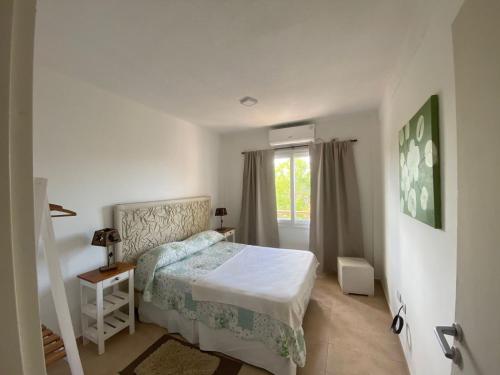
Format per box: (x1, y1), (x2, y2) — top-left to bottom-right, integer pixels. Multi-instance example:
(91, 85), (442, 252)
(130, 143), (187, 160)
(399, 95), (441, 228)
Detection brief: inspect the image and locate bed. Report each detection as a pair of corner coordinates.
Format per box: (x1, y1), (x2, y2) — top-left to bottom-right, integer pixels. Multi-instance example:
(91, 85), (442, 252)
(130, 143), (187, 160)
(114, 196), (318, 375)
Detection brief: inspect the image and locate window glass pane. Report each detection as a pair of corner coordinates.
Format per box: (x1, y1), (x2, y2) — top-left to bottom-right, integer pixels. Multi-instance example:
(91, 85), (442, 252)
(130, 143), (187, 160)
(274, 157), (291, 220)
(294, 155), (310, 222)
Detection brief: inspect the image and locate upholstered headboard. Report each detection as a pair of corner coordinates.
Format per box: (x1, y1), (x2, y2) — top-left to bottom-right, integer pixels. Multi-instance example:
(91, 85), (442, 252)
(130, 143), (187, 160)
(113, 196), (211, 263)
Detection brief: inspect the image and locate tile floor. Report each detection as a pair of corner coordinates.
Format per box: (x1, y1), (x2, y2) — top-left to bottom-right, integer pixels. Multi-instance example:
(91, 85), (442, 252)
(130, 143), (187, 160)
(48, 274), (408, 375)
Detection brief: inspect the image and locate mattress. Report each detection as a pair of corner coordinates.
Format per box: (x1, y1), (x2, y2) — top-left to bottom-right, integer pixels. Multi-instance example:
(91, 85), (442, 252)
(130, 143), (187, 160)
(140, 240), (308, 366)
(192, 245), (318, 330)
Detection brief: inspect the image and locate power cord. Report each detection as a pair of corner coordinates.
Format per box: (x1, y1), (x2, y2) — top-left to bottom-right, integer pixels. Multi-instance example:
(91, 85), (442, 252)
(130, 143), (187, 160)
(391, 305), (405, 334)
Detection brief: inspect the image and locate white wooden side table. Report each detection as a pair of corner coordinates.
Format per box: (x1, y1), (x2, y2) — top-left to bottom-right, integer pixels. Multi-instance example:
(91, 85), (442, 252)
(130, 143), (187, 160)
(215, 227), (236, 242)
(77, 263), (135, 355)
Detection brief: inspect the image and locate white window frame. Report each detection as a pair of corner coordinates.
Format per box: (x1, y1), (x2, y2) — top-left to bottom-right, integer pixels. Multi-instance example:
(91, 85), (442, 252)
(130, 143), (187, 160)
(274, 148), (310, 227)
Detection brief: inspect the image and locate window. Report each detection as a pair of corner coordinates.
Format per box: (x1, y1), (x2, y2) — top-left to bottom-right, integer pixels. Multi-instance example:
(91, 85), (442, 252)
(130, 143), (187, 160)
(274, 149), (311, 225)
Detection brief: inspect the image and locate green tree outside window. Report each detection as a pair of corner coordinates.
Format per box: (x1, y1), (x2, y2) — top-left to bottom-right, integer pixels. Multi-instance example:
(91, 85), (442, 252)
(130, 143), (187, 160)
(274, 152), (310, 223)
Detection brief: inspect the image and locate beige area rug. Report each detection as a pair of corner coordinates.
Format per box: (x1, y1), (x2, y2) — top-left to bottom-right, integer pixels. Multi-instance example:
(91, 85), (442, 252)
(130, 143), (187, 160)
(120, 334), (243, 375)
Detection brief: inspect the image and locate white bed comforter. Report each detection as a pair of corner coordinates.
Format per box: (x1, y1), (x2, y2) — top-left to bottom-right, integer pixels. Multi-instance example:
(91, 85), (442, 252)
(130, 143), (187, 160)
(191, 245), (319, 330)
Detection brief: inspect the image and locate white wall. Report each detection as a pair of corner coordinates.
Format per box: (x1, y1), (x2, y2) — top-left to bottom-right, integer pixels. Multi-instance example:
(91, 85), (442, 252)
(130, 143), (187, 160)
(219, 110), (384, 277)
(380, 1), (463, 374)
(33, 66), (221, 335)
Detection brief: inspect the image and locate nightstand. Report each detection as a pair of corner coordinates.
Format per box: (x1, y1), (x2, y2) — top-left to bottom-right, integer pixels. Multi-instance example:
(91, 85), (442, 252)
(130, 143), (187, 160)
(215, 227), (236, 242)
(77, 262), (135, 355)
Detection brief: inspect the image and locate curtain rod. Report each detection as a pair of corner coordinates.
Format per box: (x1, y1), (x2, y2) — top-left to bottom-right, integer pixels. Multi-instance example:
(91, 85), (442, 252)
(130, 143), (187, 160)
(240, 139), (357, 155)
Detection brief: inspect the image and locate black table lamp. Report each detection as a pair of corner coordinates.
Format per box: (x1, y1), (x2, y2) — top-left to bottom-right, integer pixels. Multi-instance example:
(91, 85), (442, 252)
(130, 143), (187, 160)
(214, 207), (227, 230)
(92, 228), (122, 272)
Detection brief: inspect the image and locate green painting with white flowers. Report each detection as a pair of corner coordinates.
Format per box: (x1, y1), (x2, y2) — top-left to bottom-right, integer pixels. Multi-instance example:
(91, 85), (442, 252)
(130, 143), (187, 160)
(399, 95), (441, 228)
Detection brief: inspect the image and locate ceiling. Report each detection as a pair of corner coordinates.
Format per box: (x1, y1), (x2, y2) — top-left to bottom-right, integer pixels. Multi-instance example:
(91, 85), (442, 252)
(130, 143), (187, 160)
(35, 0), (419, 132)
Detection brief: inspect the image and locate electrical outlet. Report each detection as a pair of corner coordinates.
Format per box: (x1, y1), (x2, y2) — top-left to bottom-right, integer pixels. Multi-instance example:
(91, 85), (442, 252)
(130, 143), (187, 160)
(396, 290), (406, 314)
(405, 321), (413, 352)
(396, 290), (403, 304)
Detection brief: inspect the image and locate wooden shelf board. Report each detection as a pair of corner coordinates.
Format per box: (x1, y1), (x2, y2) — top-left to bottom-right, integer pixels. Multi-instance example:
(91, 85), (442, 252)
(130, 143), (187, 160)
(82, 290), (129, 318)
(84, 311), (130, 343)
(42, 326), (66, 367)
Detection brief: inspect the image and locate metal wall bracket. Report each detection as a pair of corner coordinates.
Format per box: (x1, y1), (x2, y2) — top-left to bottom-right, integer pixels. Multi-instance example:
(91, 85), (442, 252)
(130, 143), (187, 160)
(434, 323), (462, 363)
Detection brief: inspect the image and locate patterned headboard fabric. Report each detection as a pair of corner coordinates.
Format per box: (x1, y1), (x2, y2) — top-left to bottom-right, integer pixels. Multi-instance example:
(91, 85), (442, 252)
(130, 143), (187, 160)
(113, 196), (211, 263)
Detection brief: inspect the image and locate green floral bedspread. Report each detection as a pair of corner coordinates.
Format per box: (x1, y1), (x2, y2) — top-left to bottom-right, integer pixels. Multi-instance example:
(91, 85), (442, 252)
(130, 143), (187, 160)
(138, 240), (306, 366)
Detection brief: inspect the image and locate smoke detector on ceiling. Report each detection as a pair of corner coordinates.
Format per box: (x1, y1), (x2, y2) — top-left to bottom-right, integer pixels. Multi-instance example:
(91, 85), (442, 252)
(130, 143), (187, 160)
(240, 96), (258, 106)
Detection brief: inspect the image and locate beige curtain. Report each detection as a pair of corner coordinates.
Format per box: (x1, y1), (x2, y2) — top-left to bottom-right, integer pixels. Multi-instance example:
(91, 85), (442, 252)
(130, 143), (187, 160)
(239, 150), (280, 247)
(309, 141), (363, 272)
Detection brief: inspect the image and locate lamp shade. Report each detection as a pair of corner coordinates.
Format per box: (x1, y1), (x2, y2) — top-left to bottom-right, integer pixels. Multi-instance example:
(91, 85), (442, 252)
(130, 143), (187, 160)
(214, 207), (227, 217)
(91, 228), (121, 247)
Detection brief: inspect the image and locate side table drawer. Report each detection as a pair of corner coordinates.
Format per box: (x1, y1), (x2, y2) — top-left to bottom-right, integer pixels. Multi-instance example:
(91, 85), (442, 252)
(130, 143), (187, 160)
(102, 271), (129, 289)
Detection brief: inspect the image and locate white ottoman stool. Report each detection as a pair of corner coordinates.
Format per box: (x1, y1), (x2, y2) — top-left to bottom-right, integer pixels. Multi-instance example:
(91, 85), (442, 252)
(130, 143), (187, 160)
(337, 257), (374, 296)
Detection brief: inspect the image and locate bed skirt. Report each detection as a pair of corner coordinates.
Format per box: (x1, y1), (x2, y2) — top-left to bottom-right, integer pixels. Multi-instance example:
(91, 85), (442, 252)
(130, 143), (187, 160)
(139, 301), (297, 375)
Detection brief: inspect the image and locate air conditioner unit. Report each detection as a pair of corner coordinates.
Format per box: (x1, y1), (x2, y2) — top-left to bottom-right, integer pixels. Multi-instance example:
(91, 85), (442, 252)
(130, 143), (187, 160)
(269, 124), (315, 147)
